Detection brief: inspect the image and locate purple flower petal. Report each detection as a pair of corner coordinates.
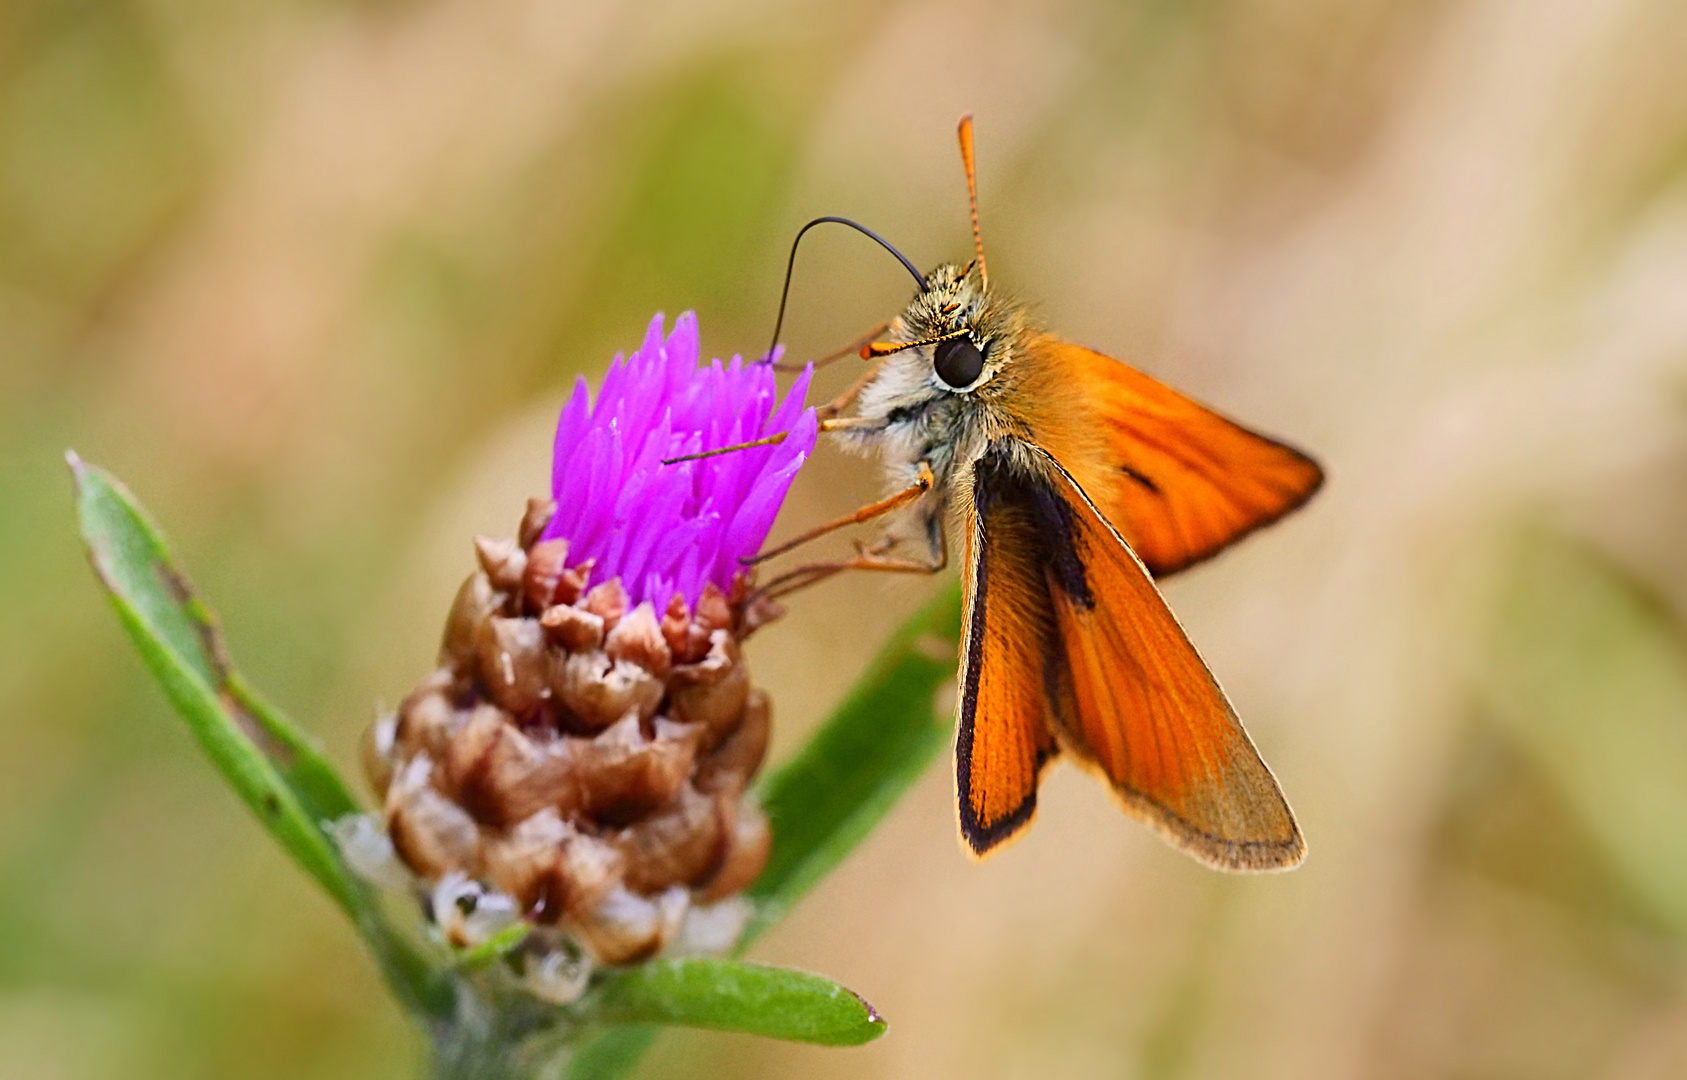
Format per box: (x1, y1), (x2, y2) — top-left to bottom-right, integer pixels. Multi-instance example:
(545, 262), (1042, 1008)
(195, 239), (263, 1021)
(545, 312), (815, 606)
(717, 408), (817, 584)
(551, 376), (591, 495)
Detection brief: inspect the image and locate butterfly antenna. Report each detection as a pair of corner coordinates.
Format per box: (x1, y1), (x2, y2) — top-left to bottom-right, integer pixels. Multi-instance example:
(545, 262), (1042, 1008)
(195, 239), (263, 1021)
(958, 114), (988, 293)
(763, 216), (926, 367)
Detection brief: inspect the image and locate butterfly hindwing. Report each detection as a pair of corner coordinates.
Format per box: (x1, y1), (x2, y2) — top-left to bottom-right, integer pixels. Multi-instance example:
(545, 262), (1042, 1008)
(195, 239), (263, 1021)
(965, 441), (1304, 871)
(1044, 340), (1323, 577)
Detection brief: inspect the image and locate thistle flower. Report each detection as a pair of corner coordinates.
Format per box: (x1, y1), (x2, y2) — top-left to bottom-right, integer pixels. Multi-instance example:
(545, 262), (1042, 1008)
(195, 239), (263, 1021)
(358, 313), (816, 997)
(543, 311), (817, 609)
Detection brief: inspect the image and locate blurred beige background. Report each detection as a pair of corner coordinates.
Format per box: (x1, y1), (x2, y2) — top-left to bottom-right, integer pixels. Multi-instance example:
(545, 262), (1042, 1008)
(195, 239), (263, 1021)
(6, 0), (1687, 1077)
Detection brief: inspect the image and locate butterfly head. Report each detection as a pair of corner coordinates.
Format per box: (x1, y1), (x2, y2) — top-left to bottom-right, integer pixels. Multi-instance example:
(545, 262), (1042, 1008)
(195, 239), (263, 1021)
(859, 117), (1024, 401)
(850, 118), (1033, 468)
(886, 261), (1017, 395)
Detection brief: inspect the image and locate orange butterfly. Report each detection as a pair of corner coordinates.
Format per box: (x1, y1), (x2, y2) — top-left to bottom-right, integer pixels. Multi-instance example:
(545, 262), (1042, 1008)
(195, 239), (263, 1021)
(744, 117), (1323, 870)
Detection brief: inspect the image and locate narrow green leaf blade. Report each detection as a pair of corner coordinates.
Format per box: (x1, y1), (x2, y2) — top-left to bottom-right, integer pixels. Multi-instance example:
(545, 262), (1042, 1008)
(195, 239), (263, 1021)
(748, 582), (961, 928)
(227, 672), (363, 824)
(73, 453), (362, 912)
(70, 453), (452, 1019)
(70, 452), (363, 824)
(585, 959), (885, 1047)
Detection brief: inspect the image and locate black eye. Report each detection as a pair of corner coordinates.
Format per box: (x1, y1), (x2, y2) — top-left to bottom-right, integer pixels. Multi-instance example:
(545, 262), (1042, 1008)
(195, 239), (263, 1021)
(933, 336), (985, 388)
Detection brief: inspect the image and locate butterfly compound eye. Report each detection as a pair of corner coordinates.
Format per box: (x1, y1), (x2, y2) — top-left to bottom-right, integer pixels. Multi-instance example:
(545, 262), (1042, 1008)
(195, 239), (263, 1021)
(933, 336), (985, 388)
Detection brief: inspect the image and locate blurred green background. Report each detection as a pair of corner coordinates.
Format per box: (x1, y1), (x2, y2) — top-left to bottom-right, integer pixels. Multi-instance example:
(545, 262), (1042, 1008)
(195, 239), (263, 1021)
(6, 0), (1687, 1077)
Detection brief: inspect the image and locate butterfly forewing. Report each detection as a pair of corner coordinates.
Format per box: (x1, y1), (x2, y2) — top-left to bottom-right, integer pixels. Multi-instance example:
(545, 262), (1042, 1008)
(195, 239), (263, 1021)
(1040, 340), (1323, 578)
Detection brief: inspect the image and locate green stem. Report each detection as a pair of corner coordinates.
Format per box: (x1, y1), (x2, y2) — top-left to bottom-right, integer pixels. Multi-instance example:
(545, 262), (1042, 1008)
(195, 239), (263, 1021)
(425, 987), (577, 1080)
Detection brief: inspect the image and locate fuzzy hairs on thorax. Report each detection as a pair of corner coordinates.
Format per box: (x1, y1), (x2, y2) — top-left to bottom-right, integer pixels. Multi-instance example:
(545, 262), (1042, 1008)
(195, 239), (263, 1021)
(842, 262), (1045, 556)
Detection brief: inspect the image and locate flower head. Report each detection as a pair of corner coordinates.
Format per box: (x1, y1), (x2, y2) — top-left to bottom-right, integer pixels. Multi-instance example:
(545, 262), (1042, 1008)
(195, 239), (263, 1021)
(356, 312), (812, 997)
(543, 312), (816, 609)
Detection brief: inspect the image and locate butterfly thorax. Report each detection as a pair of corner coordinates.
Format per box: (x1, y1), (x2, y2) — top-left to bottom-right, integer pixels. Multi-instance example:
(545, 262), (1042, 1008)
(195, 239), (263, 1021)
(846, 263), (1081, 553)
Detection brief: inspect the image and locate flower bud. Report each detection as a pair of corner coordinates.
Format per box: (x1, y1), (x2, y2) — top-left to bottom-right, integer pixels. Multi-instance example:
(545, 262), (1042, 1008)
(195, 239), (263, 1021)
(367, 534), (779, 973)
(353, 312), (812, 997)
(474, 535), (527, 594)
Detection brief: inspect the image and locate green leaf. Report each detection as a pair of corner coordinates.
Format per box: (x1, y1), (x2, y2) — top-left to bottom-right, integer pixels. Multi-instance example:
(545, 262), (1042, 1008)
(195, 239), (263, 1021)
(72, 453), (361, 908)
(583, 959), (885, 1047)
(69, 453), (451, 1019)
(748, 582), (961, 931)
(1485, 531), (1687, 936)
(70, 452), (364, 824)
(227, 671), (363, 825)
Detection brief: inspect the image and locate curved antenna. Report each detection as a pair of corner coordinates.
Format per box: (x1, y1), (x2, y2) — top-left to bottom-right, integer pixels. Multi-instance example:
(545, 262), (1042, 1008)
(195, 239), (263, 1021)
(763, 216), (925, 366)
(957, 114), (987, 292)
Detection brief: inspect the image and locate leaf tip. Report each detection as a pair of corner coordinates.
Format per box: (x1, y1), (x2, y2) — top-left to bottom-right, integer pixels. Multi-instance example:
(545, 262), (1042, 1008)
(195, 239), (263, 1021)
(66, 448), (88, 489)
(850, 989), (888, 1043)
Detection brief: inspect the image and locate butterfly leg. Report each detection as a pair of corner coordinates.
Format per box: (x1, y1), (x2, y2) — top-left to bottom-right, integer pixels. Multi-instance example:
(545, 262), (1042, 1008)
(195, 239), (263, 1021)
(775, 322), (891, 375)
(664, 332), (892, 465)
(815, 355), (893, 422)
(664, 415), (880, 465)
(742, 462), (935, 568)
(754, 518), (949, 603)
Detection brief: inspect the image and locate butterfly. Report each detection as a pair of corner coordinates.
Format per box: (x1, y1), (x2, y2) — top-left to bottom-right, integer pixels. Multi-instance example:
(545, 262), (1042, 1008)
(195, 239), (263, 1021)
(717, 116), (1323, 870)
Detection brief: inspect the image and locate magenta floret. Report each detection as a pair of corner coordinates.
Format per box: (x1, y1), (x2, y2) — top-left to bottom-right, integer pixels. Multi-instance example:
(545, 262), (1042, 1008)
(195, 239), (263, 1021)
(542, 312), (816, 608)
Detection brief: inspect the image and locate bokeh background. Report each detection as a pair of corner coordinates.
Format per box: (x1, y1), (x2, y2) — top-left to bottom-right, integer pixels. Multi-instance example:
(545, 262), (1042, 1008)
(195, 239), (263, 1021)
(6, 0), (1687, 1077)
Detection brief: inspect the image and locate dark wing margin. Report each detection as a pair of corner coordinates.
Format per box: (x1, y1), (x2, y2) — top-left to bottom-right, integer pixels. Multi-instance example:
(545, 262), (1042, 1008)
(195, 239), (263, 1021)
(955, 450), (1062, 857)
